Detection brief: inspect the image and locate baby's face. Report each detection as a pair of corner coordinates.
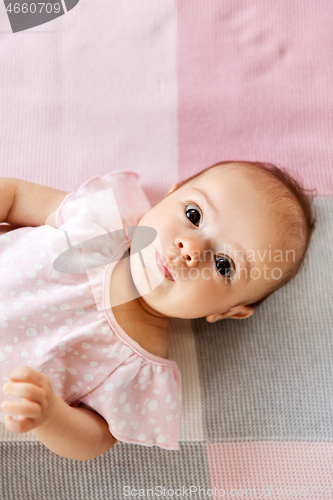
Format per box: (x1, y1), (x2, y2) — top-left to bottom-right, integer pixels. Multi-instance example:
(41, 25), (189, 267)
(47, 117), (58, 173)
(131, 165), (290, 320)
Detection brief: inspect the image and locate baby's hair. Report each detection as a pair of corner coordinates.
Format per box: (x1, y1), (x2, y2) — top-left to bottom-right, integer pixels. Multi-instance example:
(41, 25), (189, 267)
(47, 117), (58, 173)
(178, 160), (317, 309)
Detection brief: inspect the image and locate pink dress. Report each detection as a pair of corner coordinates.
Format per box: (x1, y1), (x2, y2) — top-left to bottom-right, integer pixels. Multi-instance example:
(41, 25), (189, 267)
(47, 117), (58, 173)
(0, 172), (181, 450)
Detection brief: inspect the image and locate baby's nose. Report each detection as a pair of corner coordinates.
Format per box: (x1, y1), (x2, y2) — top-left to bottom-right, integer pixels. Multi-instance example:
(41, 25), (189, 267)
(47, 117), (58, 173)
(175, 237), (205, 266)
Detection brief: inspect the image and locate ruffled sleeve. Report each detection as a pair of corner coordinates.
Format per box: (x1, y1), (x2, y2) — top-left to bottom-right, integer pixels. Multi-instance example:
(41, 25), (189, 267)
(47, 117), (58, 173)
(55, 171), (151, 232)
(78, 351), (182, 450)
(46, 171), (151, 279)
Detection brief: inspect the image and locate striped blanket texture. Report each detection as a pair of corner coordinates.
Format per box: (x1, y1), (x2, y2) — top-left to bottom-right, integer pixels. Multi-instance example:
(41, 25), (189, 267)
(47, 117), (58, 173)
(0, 1), (332, 498)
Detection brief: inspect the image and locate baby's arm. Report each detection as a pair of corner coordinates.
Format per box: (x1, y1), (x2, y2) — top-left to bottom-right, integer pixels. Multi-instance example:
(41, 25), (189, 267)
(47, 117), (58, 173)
(0, 177), (68, 228)
(2, 367), (116, 460)
(32, 396), (117, 461)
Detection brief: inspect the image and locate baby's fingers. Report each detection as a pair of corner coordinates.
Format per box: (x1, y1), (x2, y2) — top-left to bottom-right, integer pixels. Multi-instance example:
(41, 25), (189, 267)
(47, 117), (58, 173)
(1, 399), (41, 419)
(3, 415), (36, 434)
(2, 382), (43, 404)
(7, 366), (45, 386)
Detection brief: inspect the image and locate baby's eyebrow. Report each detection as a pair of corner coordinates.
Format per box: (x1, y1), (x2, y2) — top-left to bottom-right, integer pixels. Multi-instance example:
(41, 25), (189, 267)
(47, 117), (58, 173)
(190, 186), (218, 214)
(190, 186), (252, 282)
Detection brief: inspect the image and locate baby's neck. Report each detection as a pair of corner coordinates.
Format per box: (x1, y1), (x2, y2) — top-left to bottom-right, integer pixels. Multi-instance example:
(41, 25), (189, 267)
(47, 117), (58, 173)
(114, 301), (169, 358)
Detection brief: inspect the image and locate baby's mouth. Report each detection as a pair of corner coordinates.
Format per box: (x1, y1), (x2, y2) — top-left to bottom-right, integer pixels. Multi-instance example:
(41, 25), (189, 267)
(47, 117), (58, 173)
(156, 252), (175, 281)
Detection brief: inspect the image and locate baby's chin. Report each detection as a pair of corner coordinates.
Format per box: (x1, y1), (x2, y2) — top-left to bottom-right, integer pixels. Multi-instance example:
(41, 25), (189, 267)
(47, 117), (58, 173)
(138, 295), (175, 320)
(134, 290), (205, 320)
(128, 256), (207, 319)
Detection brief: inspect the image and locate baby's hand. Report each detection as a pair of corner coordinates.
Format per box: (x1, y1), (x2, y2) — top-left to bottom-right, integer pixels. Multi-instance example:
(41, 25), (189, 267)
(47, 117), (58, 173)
(1, 366), (55, 434)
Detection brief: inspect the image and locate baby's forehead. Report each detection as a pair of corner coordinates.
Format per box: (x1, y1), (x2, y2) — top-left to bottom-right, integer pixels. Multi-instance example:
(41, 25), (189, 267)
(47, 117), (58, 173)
(189, 164), (266, 200)
(190, 163), (300, 235)
(192, 163), (285, 201)
(194, 163), (261, 183)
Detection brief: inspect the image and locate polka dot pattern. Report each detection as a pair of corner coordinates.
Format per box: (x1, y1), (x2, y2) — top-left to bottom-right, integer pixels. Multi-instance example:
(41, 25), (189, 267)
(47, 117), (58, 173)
(0, 173), (181, 450)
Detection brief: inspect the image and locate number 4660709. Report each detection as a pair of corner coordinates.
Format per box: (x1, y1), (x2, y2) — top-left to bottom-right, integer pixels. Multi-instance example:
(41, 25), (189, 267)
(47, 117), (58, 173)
(5, 3), (61, 14)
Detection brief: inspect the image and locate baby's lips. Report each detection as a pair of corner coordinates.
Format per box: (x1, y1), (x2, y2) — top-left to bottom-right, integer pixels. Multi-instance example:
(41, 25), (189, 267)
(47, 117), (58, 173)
(156, 252), (175, 281)
(161, 256), (175, 281)
(164, 265), (174, 281)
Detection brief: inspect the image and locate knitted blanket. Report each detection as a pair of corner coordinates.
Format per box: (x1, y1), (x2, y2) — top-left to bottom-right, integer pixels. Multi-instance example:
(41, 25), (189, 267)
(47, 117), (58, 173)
(1, 1), (332, 498)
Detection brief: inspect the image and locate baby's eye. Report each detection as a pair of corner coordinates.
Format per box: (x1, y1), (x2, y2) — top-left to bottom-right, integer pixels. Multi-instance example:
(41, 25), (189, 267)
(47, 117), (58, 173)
(185, 203), (202, 227)
(215, 255), (235, 280)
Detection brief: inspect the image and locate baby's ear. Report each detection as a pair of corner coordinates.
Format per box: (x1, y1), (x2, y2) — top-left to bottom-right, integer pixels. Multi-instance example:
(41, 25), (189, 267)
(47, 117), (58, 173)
(165, 183), (180, 197)
(206, 305), (255, 323)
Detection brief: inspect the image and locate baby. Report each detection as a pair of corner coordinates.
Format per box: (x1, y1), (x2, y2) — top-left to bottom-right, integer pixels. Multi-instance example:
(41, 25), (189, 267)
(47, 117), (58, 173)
(0, 160), (316, 460)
